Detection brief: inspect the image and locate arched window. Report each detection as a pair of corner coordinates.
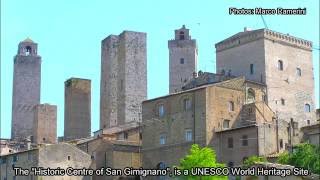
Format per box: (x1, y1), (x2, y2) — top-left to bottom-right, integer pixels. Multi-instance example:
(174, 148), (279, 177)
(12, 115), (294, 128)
(250, 64), (254, 74)
(281, 98), (285, 105)
(304, 104), (311, 112)
(296, 68), (302, 76)
(179, 31), (185, 40)
(247, 88), (255, 103)
(158, 104), (165, 117)
(278, 60), (283, 71)
(228, 101), (234, 111)
(25, 46), (32, 56)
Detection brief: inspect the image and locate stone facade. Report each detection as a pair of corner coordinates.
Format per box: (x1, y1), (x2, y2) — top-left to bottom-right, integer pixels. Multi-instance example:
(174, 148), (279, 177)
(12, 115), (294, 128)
(77, 137), (141, 180)
(142, 77), (284, 168)
(215, 28), (316, 127)
(169, 25), (198, 93)
(0, 143), (92, 180)
(11, 38), (41, 140)
(64, 78), (91, 141)
(33, 104), (57, 144)
(100, 31), (147, 129)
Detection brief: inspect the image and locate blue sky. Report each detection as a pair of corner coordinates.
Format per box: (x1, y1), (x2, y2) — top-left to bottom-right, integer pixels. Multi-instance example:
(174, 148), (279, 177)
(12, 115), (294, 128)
(1, 0), (319, 139)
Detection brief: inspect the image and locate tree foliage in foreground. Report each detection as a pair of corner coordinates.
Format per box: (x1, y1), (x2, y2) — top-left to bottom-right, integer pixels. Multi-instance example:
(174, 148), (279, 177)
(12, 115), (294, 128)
(178, 144), (227, 180)
(243, 156), (267, 168)
(277, 143), (320, 175)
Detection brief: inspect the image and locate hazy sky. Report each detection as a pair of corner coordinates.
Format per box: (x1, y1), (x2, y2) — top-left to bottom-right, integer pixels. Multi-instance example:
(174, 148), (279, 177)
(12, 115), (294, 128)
(1, 0), (319, 139)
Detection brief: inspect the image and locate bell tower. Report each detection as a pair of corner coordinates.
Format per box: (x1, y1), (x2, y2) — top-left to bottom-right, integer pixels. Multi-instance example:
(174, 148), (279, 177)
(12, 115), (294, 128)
(11, 38), (41, 140)
(168, 25), (198, 93)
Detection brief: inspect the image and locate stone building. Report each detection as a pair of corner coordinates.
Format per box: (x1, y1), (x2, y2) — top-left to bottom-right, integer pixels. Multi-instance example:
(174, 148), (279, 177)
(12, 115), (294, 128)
(64, 78), (91, 141)
(33, 104), (57, 144)
(0, 143), (92, 180)
(142, 77), (289, 168)
(215, 28), (315, 127)
(76, 132), (141, 180)
(168, 25), (198, 93)
(100, 31), (147, 129)
(11, 38), (41, 140)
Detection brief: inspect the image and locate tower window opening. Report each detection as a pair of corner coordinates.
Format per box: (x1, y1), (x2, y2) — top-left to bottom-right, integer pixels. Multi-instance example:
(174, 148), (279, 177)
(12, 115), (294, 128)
(278, 60), (284, 71)
(304, 104), (311, 112)
(179, 31), (185, 40)
(180, 58), (184, 64)
(296, 68), (302, 76)
(25, 46), (32, 56)
(250, 64), (254, 74)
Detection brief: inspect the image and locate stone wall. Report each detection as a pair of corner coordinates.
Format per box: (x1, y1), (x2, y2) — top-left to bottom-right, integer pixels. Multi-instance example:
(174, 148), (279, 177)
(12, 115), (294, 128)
(33, 104), (57, 144)
(12, 40), (41, 140)
(64, 78), (91, 141)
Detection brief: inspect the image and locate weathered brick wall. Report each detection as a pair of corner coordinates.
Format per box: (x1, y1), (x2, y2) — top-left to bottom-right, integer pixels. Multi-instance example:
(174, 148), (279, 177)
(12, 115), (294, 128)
(33, 104), (57, 144)
(168, 26), (198, 93)
(12, 40), (41, 140)
(64, 78), (91, 141)
(100, 31), (147, 129)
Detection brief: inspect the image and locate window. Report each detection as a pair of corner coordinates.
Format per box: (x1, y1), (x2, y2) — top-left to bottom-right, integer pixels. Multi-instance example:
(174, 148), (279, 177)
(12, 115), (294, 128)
(247, 88), (255, 103)
(280, 139), (283, 149)
(278, 60), (283, 71)
(250, 64), (254, 74)
(296, 68), (301, 76)
(27, 152), (32, 161)
(183, 98), (192, 111)
(180, 58), (184, 64)
(223, 120), (230, 129)
(227, 137), (233, 148)
(67, 155), (71, 161)
(13, 155), (18, 162)
(307, 120), (310, 125)
(242, 135), (248, 146)
(228, 101), (234, 111)
(139, 132), (142, 140)
(281, 98), (285, 105)
(25, 46), (32, 56)
(262, 95), (267, 102)
(120, 79), (124, 91)
(159, 134), (166, 145)
(185, 129), (193, 141)
(0, 157), (7, 164)
(304, 104), (311, 112)
(124, 132), (128, 140)
(158, 104), (165, 117)
(179, 31), (185, 40)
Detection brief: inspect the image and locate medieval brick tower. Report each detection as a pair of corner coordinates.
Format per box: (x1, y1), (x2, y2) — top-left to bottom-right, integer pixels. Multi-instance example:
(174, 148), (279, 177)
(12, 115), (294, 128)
(64, 78), (91, 141)
(168, 25), (198, 93)
(11, 38), (41, 140)
(215, 28), (315, 126)
(100, 31), (147, 129)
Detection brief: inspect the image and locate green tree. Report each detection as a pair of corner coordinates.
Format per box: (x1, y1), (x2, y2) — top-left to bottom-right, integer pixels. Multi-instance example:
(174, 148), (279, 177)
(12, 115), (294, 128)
(178, 144), (227, 180)
(277, 143), (320, 175)
(243, 156), (267, 168)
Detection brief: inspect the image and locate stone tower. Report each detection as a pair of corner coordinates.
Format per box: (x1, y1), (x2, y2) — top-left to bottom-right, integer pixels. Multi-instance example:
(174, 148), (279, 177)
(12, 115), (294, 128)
(100, 31), (147, 129)
(168, 25), (198, 93)
(215, 28), (315, 126)
(33, 104), (57, 144)
(64, 78), (91, 140)
(11, 38), (41, 140)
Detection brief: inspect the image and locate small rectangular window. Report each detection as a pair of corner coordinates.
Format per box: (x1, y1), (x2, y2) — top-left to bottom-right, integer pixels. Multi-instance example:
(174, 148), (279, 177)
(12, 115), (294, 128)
(183, 99), (192, 111)
(250, 64), (254, 74)
(159, 105), (165, 117)
(223, 120), (230, 129)
(185, 129), (193, 141)
(180, 58), (184, 64)
(228, 137), (233, 148)
(160, 134), (166, 145)
(280, 139), (283, 149)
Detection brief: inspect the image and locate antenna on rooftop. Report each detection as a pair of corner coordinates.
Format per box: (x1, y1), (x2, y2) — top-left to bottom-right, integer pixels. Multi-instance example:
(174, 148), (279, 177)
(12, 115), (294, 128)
(260, 15), (268, 29)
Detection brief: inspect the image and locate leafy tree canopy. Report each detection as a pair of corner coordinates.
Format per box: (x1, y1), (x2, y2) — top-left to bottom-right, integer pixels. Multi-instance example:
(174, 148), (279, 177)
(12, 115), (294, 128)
(178, 144), (227, 180)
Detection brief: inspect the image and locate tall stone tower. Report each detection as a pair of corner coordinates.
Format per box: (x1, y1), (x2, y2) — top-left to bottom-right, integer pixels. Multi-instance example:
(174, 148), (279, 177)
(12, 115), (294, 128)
(64, 78), (91, 140)
(215, 28), (315, 126)
(11, 38), (41, 140)
(168, 25), (198, 93)
(100, 31), (147, 129)
(33, 104), (57, 144)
